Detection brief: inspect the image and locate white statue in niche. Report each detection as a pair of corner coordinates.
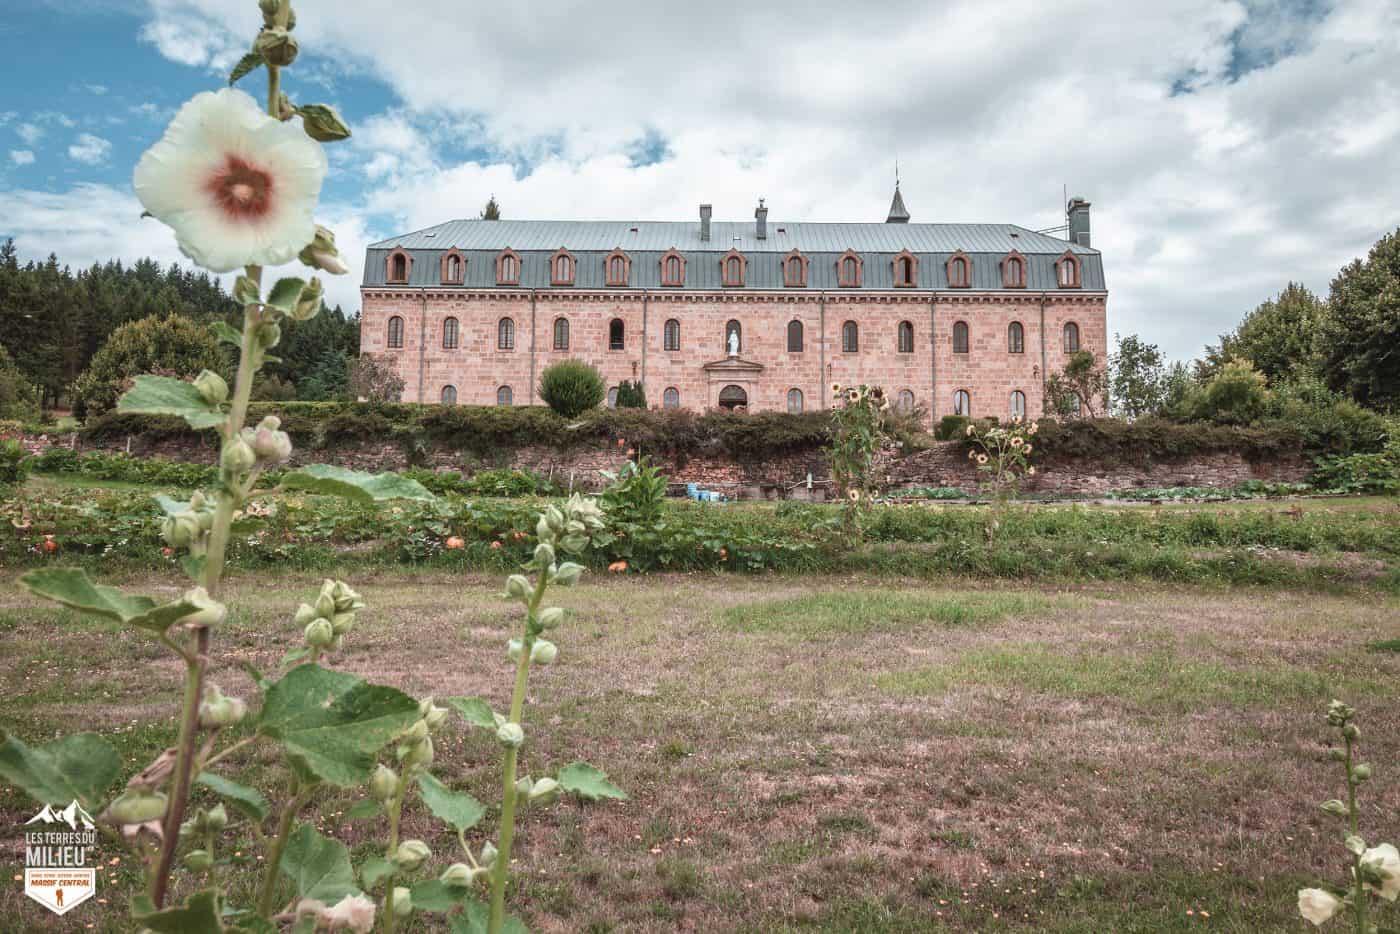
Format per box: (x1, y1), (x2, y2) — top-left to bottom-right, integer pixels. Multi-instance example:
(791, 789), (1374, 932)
(727, 328), (740, 356)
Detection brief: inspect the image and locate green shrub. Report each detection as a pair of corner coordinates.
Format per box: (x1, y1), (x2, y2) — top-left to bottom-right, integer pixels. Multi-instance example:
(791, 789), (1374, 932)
(936, 415), (970, 440)
(0, 345), (42, 421)
(1185, 360), (1272, 425)
(71, 313), (227, 419)
(539, 359), (606, 418)
(614, 379), (647, 409)
(0, 438), (29, 486)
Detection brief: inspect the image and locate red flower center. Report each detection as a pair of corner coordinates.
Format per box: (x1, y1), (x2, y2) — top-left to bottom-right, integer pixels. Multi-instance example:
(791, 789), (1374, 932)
(207, 155), (274, 220)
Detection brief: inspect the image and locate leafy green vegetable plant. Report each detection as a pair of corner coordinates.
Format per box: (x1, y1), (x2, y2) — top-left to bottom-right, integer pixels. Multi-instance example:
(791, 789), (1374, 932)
(828, 382), (890, 535)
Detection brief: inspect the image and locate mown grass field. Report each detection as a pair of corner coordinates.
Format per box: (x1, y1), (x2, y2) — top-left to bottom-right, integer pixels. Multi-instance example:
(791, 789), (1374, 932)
(3, 565), (1400, 931)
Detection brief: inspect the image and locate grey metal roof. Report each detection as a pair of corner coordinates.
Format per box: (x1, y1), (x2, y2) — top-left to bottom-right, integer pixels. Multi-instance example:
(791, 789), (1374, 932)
(368, 219), (1099, 255)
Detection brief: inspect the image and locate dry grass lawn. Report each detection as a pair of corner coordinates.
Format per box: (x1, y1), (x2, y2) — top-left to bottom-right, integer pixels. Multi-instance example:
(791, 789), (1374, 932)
(2, 570), (1399, 932)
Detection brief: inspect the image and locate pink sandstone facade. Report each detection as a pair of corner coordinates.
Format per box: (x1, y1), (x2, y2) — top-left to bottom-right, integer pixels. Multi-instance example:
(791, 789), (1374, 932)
(360, 195), (1107, 429)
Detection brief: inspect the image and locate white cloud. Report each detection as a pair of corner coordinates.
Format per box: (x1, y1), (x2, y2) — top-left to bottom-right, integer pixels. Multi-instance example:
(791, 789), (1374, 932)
(16, 123), (43, 146)
(85, 84), (109, 96)
(9, 150), (35, 166)
(68, 133), (112, 165)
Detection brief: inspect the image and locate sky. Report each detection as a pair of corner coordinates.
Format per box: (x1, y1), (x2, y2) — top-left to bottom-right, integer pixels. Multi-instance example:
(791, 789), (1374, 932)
(1, 0), (1397, 364)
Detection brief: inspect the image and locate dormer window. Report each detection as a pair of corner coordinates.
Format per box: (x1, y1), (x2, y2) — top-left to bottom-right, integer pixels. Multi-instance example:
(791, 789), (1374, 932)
(721, 249), (746, 287)
(440, 249), (464, 285)
(783, 250), (808, 287)
(892, 250), (918, 288)
(496, 248), (520, 286)
(1056, 251), (1082, 288)
(947, 251), (971, 289)
(605, 249), (631, 286)
(1002, 250), (1026, 289)
(550, 248), (575, 286)
(660, 249), (685, 287)
(387, 249), (411, 284)
(837, 249), (863, 288)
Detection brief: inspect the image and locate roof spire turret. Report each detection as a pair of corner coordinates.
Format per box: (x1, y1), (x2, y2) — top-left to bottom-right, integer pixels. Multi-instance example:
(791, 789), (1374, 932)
(885, 175), (910, 224)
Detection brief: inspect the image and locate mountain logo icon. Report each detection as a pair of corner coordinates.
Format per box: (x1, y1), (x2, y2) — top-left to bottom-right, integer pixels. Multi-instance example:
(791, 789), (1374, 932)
(25, 801), (96, 831)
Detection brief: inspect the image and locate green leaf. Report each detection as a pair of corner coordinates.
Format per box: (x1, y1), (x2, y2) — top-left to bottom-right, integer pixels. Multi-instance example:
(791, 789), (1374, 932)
(445, 697), (496, 730)
(417, 773), (485, 832)
(181, 554), (208, 584)
(265, 277), (307, 316)
(279, 822), (358, 904)
(345, 798), (380, 820)
(229, 51), (265, 85)
(117, 374), (225, 429)
(0, 731), (119, 808)
(360, 855), (395, 890)
(257, 664), (420, 787)
(132, 888), (223, 934)
(19, 567), (203, 633)
(408, 879), (466, 913)
(448, 900), (526, 934)
(196, 772), (269, 822)
(229, 917), (280, 934)
(279, 646), (312, 668)
(155, 494), (192, 516)
(242, 660), (272, 693)
(282, 464), (433, 503)
(212, 320), (243, 346)
(558, 762), (627, 802)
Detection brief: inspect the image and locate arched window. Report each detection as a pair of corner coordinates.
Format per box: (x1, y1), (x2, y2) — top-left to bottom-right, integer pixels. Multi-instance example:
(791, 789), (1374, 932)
(551, 249), (574, 286)
(784, 251), (807, 287)
(787, 388), (804, 414)
(898, 320), (914, 354)
(1057, 252), (1081, 288)
(442, 316), (459, 350)
(725, 319), (742, 354)
(660, 250), (685, 287)
(787, 319), (804, 353)
(497, 385), (513, 406)
(609, 318), (625, 350)
(442, 252), (463, 284)
(1063, 321), (1080, 353)
(387, 249), (410, 284)
(441, 385), (457, 404)
(954, 389), (971, 416)
(553, 317), (570, 351)
(842, 321), (859, 353)
(837, 250), (862, 287)
(497, 317), (515, 351)
(1007, 321), (1024, 354)
(721, 249), (746, 287)
(953, 321), (969, 354)
(893, 250), (917, 288)
(605, 250), (630, 286)
(497, 249), (520, 285)
(947, 252), (971, 288)
(664, 318), (680, 351)
(897, 389), (915, 413)
(607, 387), (619, 407)
(387, 315), (404, 349)
(1002, 251), (1026, 289)
(1010, 390), (1026, 419)
(663, 387), (680, 409)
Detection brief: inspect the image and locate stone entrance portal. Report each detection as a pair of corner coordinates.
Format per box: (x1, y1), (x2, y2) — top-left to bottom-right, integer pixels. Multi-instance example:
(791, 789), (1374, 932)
(718, 384), (748, 410)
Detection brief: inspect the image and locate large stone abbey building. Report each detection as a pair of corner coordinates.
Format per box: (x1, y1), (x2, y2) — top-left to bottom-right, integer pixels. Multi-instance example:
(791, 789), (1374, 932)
(359, 191), (1106, 426)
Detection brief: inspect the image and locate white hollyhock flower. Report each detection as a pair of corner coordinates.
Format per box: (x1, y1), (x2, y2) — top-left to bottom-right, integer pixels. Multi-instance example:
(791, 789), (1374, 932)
(1362, 843), (1400, 901)
(134, 88), (326, 273)
(319, 893), (376, 932)
(1297, 888), (1340, 926)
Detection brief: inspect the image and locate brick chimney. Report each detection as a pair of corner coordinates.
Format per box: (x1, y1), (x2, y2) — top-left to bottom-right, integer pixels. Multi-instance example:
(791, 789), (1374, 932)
(755, 198), (768, 240)
(699, 204), (712, 242)
(1067, 197), (1091, 248)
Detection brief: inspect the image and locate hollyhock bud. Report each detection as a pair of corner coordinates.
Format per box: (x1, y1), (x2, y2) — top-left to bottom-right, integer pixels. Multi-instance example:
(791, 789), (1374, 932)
(536, 514), (554, 543)
(496, 722), (524, 748)
(528, 777), (560, 806)
(420, 701), (448, 731)
(1361, 843), (1400, 901)
(162, 513), (201, 549)
(1297, 888), (1339, 926)
(206, 803), (228, 831)
(1319, 799), (1348, 818)
(479, 842), (497, 867)
(534, 542), (555, 566)
(331, 580), (363, 612)
(538, 606), (565, 630)
(109, 790), (167, 824)
(298, 224), (349, 273)
(554, 562), (584, 587)
(399, 735), (434, 769)
(440, 863), (473, 887)
(255, 321), (282, 348)
(251, 418), (293, 463)
(391, 886), (412, 918)
(293, 602), (318, 626)
(394, 840), (431, 871)
(254, 28), (298, 67)
(184, 849), (213, 872)
(1353, 764), (1373, 781)
(1343, 723), (1361, 740)
(330, 611), (356, 635)
(221, 437), (257, 473)
(504, 575), (531, 600)
(515, 777), (533, 801)
(506, 639), (523, 662)
(291, 277), (323, 321)
(297, 107), (352, 145)
(314, 590), (336, 619)
(544, 506), (565, 533)
(304, 618), (334, 648)
(371, 764), (398, 802)
(530, 640), (557, 665)
(181, 587), (227, 627)
(199, 686), (247, 728)
(403, 719), (430, 745)
(194, 369), (228, 406)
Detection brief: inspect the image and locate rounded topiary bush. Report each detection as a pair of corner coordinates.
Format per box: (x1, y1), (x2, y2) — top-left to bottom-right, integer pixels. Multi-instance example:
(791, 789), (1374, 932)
(539, 359), (605, 418)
